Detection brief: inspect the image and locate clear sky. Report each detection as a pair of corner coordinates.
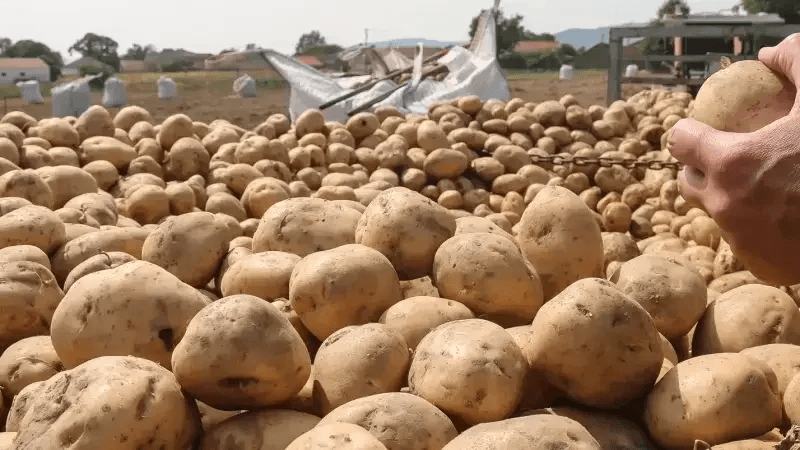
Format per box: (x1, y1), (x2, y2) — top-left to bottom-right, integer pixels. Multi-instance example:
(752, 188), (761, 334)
(4, 0), (739, 62)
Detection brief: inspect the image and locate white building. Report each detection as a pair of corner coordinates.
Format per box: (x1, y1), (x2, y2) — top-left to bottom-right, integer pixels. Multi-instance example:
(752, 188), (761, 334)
(0, 58), (50, 84)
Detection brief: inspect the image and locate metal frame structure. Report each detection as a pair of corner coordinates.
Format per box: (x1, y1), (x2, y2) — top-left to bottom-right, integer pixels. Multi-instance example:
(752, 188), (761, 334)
(607, 24), (800, 102)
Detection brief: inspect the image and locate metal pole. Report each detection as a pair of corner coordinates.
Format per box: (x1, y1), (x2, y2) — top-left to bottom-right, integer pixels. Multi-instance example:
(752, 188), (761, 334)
(365, 29), (368, 46)
(607, 35), (623, 103)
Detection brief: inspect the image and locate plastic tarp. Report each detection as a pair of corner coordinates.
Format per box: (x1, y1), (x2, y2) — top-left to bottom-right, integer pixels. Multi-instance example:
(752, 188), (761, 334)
(625, 64), (639, 77)
(51, 75), (99, 117)
(16, 80), (43, 104)
(262, 3), (509, 123)
(382, 48), (414, 72)
(157, 76), (177, 100)
(102, 77), (127, 107)
(234, 74), (257, 97)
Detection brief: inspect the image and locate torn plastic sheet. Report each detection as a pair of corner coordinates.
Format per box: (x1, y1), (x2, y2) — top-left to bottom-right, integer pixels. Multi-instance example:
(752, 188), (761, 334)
(262, 5), (509, 123)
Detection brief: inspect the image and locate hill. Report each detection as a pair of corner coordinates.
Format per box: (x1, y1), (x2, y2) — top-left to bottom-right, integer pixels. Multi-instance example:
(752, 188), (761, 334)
(556, 22), (649, 50)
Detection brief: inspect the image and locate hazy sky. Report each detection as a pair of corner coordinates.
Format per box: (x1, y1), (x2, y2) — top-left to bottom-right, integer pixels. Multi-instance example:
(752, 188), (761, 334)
(4, 0), (738, 62)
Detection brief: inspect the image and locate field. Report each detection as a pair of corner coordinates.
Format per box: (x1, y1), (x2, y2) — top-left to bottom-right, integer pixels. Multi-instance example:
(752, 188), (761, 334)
(0, 69), (646, 129)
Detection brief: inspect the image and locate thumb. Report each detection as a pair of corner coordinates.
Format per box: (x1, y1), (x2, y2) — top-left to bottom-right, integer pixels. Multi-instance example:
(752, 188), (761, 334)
(666, 118), (734, 173)
(759, 33), (800, 109)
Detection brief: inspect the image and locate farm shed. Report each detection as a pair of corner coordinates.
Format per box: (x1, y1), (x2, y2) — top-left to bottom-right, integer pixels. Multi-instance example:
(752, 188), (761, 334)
(144, 49), (211, 72)
(512, 40), (561, 54)
(0, 58), (50, 84)
(62, 56), (114, 76)
(294, 55), (324, 69)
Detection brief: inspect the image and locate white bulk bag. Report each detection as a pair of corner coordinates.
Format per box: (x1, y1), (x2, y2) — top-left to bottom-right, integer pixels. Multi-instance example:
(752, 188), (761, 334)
(233, 74), (256, 97)
(157, 76), (177, 99)
(50, 77), (93, 117)
(559, 64), (574, 81)
(625, 64), (639, 77)
(16, 80), (44, 104)
(102, 77), (127, 107)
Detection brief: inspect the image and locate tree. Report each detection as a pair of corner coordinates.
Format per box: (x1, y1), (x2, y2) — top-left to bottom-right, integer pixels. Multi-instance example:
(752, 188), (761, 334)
(302, 44), (344, 55)
(245, 43), (257, 50)
(468, 9), (539, 56)
(0, 37), (11, 55)
(3, 40), (64, 81)
(220, 48), (237, 54)
(69, 33), (120, 71)
(295, 31), (327, 55)
(121, 43), (155, 60)
(657, 0), (691, 18)
(744, 0), (800, 24)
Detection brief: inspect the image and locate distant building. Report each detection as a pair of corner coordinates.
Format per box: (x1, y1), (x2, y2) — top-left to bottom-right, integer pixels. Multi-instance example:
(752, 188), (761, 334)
(62, 56), (114, 76)
(571, 41), (647, 70)
(512, 40), (561, 54)
(144, 49), (211, 72)
(120, 60), (146, 73)
(0, 58), (50, 84)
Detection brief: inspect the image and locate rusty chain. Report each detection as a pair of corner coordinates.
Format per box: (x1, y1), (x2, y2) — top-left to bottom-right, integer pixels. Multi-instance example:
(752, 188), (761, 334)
(528, 154), (684, 171)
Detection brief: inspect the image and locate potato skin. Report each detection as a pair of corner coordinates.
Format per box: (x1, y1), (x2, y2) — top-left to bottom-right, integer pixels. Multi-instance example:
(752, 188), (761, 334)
(50, 260), (211, 369)
(142, 211), (233, 288)
(50, 226), (150, 284)
(0, 261), (63, 352)
(0, 205), (66, 255)
(379, 296), (474, 350)
(172, 295), (311, 410)
(409, 319), (526, 425)
(290, 244), (402, 340)
(520, 278), (663, 408)
(199, 409), (321, 450)
(355, 187), (456, 280)
(313, 324), (410, 414)
(317, 392), (458, 450)
(644, 353), (782, 449)
(220, 251), (301, 301)
(0, 335), (61, 399)
(433, 232), (543, 324)
(62, 251), (136, 293)
(9, 355), (201, 450)
(614, 254), (707, 340)
(440, 415), (601, 450)
(252, 198), (362, 257)
(516, 186), (603, 300)
(287, 423), (388, 450)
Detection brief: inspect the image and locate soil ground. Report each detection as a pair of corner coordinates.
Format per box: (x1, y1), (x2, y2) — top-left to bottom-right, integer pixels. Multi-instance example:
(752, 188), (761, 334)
(1, 69), (649, 130)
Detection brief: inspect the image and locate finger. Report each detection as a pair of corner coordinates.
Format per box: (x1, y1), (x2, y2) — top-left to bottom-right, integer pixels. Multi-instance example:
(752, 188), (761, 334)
(759, 34), (800, 107)
(677, 166), (708, 211)
(666, 118), (732, 173)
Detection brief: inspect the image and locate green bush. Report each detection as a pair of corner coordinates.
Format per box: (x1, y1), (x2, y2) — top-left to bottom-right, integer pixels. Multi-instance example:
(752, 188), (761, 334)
(79, 65), (111, 90)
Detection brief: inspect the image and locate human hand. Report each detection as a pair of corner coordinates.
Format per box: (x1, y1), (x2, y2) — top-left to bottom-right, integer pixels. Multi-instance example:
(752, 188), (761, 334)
(666, 33), (800, 285)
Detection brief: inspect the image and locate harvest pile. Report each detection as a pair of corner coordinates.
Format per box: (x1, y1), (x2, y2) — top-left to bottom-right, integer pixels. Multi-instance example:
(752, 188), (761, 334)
(0, 75), (797, 450)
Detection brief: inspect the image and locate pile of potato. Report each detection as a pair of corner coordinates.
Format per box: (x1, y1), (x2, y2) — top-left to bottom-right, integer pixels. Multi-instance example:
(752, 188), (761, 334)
(0, 87), (796, 450)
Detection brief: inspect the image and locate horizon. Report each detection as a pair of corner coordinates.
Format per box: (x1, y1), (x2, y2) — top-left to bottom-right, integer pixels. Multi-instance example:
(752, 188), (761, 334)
(2, 0), (739, 64)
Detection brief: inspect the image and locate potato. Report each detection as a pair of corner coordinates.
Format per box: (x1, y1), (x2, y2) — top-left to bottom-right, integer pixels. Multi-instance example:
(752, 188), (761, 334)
(614, 254), (707, 340)
(289, 244), (402, 340)
(252, 198), (361, 257)
(62, 251), (136, 293)
(0, 336), (61, 400)
(0, 205), (65, 255)
(355, 187), (456, 280)
(164, 137), (210, 181)
(602, 232), (640, 269)
(81, 160), (118, 191)
(644, 353), (782, 449)
(113, 106), (153, 131)
(9, 355), (200, 449)
(63, 191), (118, 226)
(142, 211), (233, 287)
(157, 113), (194, 149)
(34, 118), (79, 148)
(287, 423), (388, 450)
(50, 260), (210, 369)
(521, 407), (658, 450)
(517, 186), (603, 300)
(317, 392), (458, 450)
(693, 285), (800, 355)
(520, 278), (663, 408)
(440, 415), (600, 450)
(314, 324), (409, 414)
(200, 409), (321, 450)
(433, 233), (542, 325)
(79, 136), (136, 170)
(692, 60), (793, 133)
(124, 184), (170, 225)
(409, 319), (525, 425)
(378, 296), (474, 350)
(0, 169), (53, 209)
(424, 149), (468, 179)
(220, 251), (300, 301)
(202, 126), (239, 155)
(172, 294), (310, 410)
(75, 105), (115, 142)
(741, 343), (800, 419)
(0, 244), (50, 271)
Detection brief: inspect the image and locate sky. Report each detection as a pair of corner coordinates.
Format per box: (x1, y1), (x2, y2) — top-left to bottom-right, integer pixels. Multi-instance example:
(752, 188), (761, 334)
(3, 0), (740, 63)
